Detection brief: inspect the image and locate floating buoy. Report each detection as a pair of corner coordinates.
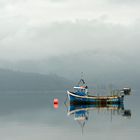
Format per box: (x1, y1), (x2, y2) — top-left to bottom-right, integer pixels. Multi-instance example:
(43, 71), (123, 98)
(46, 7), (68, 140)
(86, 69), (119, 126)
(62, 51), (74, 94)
(53, 98), (59, 109)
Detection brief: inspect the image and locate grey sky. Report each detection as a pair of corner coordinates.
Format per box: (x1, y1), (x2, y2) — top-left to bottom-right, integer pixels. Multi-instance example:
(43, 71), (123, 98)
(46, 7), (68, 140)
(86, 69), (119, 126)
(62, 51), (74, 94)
(0, 0), (140, 82)
(0, 0), (140, 26)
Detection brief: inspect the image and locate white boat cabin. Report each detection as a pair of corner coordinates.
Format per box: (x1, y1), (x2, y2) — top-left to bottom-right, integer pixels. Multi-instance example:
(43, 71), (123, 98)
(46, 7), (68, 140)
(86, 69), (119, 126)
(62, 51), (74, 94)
(73, 86), (88, 96)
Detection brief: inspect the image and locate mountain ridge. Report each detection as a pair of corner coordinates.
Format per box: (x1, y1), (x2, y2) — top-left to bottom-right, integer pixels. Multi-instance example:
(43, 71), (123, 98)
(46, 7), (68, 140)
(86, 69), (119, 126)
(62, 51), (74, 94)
(0, 68), (72, 91)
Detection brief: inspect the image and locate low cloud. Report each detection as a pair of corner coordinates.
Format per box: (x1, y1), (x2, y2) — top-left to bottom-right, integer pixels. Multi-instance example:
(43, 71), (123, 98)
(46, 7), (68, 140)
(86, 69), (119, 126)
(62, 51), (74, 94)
(0, 19), (140, 88)
(1, 20), (140, 60)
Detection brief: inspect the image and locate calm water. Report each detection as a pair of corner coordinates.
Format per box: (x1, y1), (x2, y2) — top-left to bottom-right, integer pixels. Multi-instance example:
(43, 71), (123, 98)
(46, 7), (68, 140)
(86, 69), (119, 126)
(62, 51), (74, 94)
(0, 90), (139, 140)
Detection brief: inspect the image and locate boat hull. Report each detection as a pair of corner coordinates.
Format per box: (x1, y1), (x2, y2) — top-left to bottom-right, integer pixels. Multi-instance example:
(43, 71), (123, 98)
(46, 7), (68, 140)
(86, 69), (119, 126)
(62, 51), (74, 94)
(67, 91), (124, 105)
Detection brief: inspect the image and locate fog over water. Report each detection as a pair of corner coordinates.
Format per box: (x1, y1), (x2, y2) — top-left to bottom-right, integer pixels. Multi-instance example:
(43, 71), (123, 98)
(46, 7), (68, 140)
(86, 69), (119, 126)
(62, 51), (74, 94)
(0, 1), (140, 139)
(0, 0), (140, 85)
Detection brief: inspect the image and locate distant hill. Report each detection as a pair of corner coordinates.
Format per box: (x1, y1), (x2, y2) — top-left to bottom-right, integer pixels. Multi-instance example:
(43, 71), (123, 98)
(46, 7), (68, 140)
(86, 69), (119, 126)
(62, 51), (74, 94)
(0, 69), (72, 91)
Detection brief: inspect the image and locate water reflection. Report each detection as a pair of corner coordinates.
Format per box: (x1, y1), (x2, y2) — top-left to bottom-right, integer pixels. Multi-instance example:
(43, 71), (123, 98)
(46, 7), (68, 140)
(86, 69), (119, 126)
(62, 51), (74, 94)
(66, 103), (131, 132)
(0, 90), (137, 140)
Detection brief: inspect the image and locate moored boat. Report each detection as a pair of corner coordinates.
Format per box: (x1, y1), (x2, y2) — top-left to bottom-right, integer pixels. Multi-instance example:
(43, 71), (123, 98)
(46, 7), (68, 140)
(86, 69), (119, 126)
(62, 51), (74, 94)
(67, 90), (124, 105)
(66, 79), (131, 105)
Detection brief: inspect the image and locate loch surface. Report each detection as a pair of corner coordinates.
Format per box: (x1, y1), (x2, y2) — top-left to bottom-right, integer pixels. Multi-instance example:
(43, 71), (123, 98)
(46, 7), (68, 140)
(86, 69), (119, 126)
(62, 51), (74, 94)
(0, 90), (139, 140)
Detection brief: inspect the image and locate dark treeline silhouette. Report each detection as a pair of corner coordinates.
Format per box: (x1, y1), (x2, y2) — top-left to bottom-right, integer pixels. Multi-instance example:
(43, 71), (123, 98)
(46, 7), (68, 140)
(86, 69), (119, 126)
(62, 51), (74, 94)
(0, 69), (72, 91)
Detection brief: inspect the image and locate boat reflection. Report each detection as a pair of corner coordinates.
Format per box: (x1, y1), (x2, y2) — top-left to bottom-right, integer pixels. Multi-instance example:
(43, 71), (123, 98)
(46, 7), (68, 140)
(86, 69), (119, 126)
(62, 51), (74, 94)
(66, 103), (131, 131)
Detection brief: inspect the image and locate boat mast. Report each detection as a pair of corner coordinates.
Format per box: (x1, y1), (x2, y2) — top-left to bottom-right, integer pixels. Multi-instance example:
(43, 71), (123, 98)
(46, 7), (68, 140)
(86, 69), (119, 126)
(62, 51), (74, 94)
(77, 72), (85, 86)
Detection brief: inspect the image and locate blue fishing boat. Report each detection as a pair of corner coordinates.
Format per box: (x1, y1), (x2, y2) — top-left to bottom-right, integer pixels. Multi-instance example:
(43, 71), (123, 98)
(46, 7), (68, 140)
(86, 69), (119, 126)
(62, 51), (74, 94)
(66, 79), (131, 105)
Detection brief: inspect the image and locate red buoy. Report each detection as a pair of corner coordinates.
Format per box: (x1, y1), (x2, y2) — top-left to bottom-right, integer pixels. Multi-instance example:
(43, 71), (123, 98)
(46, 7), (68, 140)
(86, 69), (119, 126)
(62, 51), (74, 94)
(53, 98), (59, 109)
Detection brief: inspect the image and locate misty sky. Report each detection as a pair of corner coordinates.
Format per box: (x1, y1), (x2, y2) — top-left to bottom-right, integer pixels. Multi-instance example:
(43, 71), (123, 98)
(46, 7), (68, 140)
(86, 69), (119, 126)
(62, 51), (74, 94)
(0, 0), (140, 81)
